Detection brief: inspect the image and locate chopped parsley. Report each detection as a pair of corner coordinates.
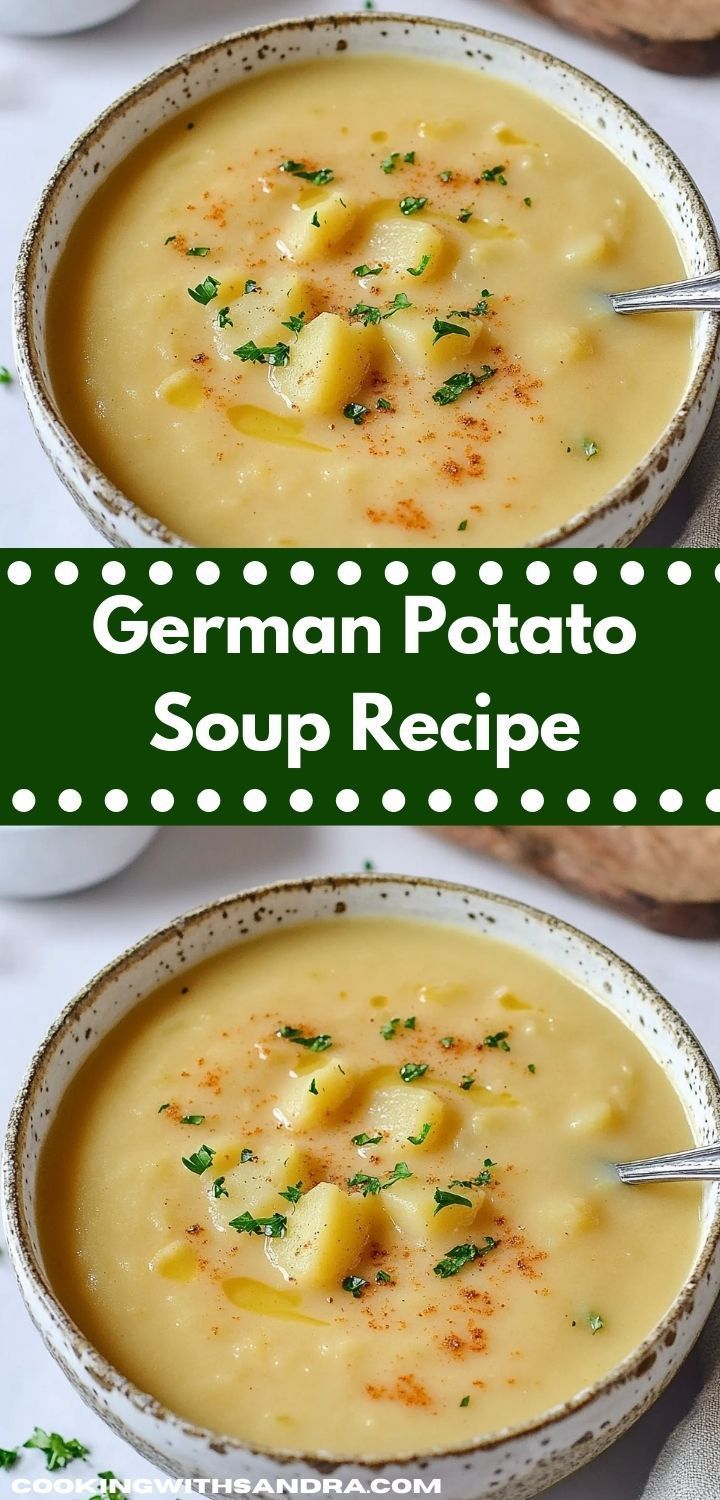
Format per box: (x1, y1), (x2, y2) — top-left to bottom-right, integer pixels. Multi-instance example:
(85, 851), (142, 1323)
(407, 1121), (432, 1146)
(433, 1237), (499, 1278)
(432, 366), (494, 406)
(309, 1077), (318, 1095)
(212, 1176), (229, 1199)
(376, 397), (393, 411)
(187, 275), (220, 306)
(439, 170), (454, 182)
(311, 211), (321, 228)
(484, 1031), (510, 1052)
(460, 1395), (470, 1407)
(440, 1035), (454, 1049)
(407, 253), (431, 277)
(0, 1449), (18, 1469)
(399, 196), (427, 215)
(278, 1181), (304, 1205)
(460, 1075), (475, 1091)
(458, 207), (473, 223)
(524, 196), (533, 207)
(186, 245), (210, 257)
(24, 1430), (89, 1472)
(376, 1270), (392, 1284)
(404, 151), (416, 164)
(280, 159), (334, 186)
(399, 1062), (428, 1083)
(481, 164), (507, 185)
(352, 1131), (383, 1146)
(344, 402), (370, 425)
(349, 291), (410, 326)
(528, 1063), (537, 1074)
(240, 1148), (258, 1163)
(450, 1161), (495, 1189)
(348, 1162), (412, 1197)
(381, 1015), (416, 1040)
(158, 1102), (170, 1113)
(277, 1025), (332, 1050)
(434, 1188), (472, 1215)
(353, 262), (383, 277)
(229, 1210), (287, 1238)
(164, 234), (176, 245)
(342, 1274), (368, 1298)
(282, 310), (306, 337)
(584, 439), (599, 459)
(381, 150), (414, 174)
(217, 306), (233, 329)
(180, 1114), (205, 1125)
(244, 278), (260, 294)
(234, 340), (290, 366)
(589, 1312), (605, 1334)
(432, 318), (470, 345)
(181, 1143), (215, 1175)
(458, 519), (468, 532)
(363, 857), (375, 869)
(449, 292), (492, 318)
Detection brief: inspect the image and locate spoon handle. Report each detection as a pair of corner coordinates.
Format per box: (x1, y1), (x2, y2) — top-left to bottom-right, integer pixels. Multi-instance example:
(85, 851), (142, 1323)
(610, 270), (720, 314)
(615, 1142), (720, 1183)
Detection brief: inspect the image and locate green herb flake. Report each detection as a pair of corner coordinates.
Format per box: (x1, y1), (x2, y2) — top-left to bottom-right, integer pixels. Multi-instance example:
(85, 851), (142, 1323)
(385, 1161), (412, 1187)
(350, 292), (410, 327)
(230, 1210), (287, 1238)
(440, 1035), (454, 1049)
(164, 234), (177, 246)
(24, 1429), (89, 1472)
(342, 1274), (368, 1298)
(460, 1074), (475, 1091)
(449, 292), (493, 319)
(439, 169), (454, 182)
(399, 196), (428, 216)
(432, 317), (471, 345)
(405, 1016), (416, 1030)
(363, 858), (375, 869)
(158, 1102), (170, 1113)
(407, 252), (431, 278)
(349, 1162), (412, 1197)
(450, 1162), (495, 1189)
(481, 164), (507, 185)
(217, 306), (233, 329)
(528, 1063), (536, 1074)
(376, 397), (393, 411)
(280, 159), (334, 186)
(282, 310), (307, 337)
(212, 1176), (229, 1199)
(399, 1062), (429, 1083)
(234, 340), (290, 367)
(182, 1143), (215, 1175)
(584, 439), (599, 459)
(188, 275), (220, 306)
(484, 1031), (510, 1052)
(433, 1237), (499, 1279)
(352, 1131), (383, 1146)
(311, 211), (321, 228)
(353, 262), (383, 277)
(523, 196), (533, 207)
(279, 1181), (304, 1205)
(407, 1121), (432, 1146)
(458, 519), (468, 532)
(460, 1395), (470, 1407)
(244, 278), (261, 294)
(376, 1270), (392, 1284)
(181, 1114), (205, 1125)
(434, 1188), (472, 1216)
(589, 1312), (605, 1334)
(432, 367), (495, 406)
(381, 1016), (401, 1040)
(277, 1025), (333, 1051)
(344, 402), (370, 426)
(309, 1077), (319, 1095)
(458, 207), (473, 223)
(240, 1148), (258, 1163)
(381, 152), (400, 174)
(186, 245), (211, 257)
(0, 1449), (18, 1469)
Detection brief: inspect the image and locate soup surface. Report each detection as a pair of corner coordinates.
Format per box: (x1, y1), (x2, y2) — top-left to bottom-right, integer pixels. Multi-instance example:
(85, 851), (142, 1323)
(40, 916), (700, 1459)
(48, 54), (693, 546)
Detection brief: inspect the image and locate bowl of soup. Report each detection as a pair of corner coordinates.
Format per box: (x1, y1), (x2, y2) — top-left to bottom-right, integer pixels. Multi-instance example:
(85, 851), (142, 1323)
(4, 875), (720, 1498)
(13, 14), (720, 548)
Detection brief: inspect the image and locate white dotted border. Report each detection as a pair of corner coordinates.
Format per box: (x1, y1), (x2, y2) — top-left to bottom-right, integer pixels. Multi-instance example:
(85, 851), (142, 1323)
(9, 787), (720, 816)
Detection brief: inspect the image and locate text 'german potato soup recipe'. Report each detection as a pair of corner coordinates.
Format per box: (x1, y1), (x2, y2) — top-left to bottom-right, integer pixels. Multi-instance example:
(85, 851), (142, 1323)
(40, 918), (701, 1461)
(48, 54), (693, 546)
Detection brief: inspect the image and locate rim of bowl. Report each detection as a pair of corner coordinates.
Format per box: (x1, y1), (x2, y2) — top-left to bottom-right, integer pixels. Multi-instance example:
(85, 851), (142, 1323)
(5, 872), (720, 1469)
(13, 11), (720, 550)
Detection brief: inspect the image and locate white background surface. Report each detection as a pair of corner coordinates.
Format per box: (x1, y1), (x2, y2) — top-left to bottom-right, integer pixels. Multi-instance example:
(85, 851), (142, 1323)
(1, 822), (720, 1497)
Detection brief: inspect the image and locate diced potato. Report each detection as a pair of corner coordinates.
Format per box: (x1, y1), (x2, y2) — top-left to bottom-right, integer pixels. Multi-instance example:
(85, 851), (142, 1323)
(366, 1084), (445, 1150)
(563, 232), (614, 268)
(274, 1053), (357, 1128)
(382, 1178), (482, 1245)
(568, 1100), (619, 1136)
(283, 193), (356, 262)
(270, 313), (370, 416)
(155, 368), (204, 409)
(535, 1195), (602, 1250)
(365, 217), (447, 282)
(149, 1239), (197, 1281)
(267, 1182), (371, 1286)
(534, 325), (595, 373)
(209, 1142), (310, 1232)
(382, 306), (485, 376)
(214, 272), (316, 362)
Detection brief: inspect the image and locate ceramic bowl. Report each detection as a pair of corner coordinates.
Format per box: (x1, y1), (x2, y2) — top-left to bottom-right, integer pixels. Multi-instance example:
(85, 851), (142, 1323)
(12, 12), (720, 548)
(4, 874), (720, 1499)
(0, 0), (141, 36)
(0, 823), (156, 898)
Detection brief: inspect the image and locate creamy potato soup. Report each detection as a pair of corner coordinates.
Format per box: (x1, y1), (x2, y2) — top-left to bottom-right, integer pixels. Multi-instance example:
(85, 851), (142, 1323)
(40, 917), (700, 1460)
(48, 55), (693, 546)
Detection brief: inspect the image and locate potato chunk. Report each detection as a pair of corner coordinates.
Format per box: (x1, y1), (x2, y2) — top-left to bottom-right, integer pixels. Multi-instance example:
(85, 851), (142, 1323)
(365, 217), (446, 282)
(267, 1182), (370, 1286)
(366, 1084), (445, 1150)
(284, 193), (356, 262)
(274, 1054), (357, 1128)
(382, 1179), (482, 1244)
(271, 312), (370, 415)
(209, 1142), (310, 1232)
(214, 272), (315, 362)
(382, 306), (485, 375)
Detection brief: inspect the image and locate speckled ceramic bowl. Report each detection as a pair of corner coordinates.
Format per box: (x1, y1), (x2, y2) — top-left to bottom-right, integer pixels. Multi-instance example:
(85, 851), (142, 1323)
(12, 13), (720, 548)
(4, 875), (720, 1498)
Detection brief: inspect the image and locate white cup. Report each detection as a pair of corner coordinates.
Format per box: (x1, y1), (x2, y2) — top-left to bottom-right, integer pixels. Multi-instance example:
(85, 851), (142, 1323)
(0, 825), (156, 898)
(0, 0), (141, 36)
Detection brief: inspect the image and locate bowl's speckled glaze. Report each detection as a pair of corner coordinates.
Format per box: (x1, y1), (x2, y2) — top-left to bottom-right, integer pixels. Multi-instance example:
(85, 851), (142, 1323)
(12, 12), (720, 548)
(4, 874), (720, 1498)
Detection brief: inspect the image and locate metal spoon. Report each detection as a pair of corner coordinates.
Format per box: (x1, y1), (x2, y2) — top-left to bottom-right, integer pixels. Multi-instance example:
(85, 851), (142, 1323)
(609, 270), (720, 315)
(614, 1143), (720, 1183)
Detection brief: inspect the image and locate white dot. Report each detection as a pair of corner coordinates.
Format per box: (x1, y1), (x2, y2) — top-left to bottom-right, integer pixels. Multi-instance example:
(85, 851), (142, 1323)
(521, 788), (544, 813)
(474, 789), (498, 813)
(289, 788), (313, 813)
(105, 788), (128, 812)
(478, 560), (503, 586)
(668, 560), (691, 585)
(715, 565), (720, 585)
(338, 561), (361, 585)
(706, 790), (720, 813)
(385, 560), (409, 586)
(567, 789), (591, 813)
(428, 789), (452, 813)
(526, 560), (550, 585)
(58, 789), (82, 813)
(290, 560), (314, 585)
(336, 788), (359, 813)
(382, 788), (405, 813)
(149, 560), (173, 585)
(243, 560), (267, 586)
(197, 788), (221, 813)
(573, 560), (597, 586)
(613, 788), (636, 813)
(12, 789), (35, 813)
(151, 788), (174, 813)
(243, 788), (267, 813)
(620, 561), (644, 585)
(55, 560), (78, 585)
(196, 560), (220, 585)
(659, 788), (683, 813)
(431, 561), (455, 586)
(7, 561), (31, 585)
(102, 560), (125, 586)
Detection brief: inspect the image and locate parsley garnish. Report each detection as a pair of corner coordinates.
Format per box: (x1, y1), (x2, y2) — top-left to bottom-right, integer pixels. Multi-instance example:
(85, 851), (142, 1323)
(181, 1114), (205, 1125)
(434, 1188), (472, 1216)
(24, 1429), (89, 1471)
(399, 1062), (428, 1083)
(584, 439), (599, 459)
(229, 1211), (287, 1238)
(212, 1176), (229, 1199)
(244, 279), (260, 294)
(277, 1025), (332, 1050)
(524, 196), (532, 207)
(188, 275), (220, 306)
(433, 1238), (498, 1278)
(240, 1148), (257, 1163)
(376, 1270), (392, 1284)
(432, 318), (470, 345)
(234, 340), (290, 366)
(458, 519), (468, 532)
(217, 306), (233, 329)
(279, 1181), (304, 1205)
(158, 1102), (170, 1113)
(449, 292), (492, 318)
(407, 253), (431, 277)
(352, 1131), (383, 1146)
(311, 211), (320, 228)
(186, 246), (210, 257)
(408, 1122), (432, 1146)
(481, 164), (507, 185)
(349, 292), (410, 326)
(309, 1077), (318, 1095)
(439, 170), (454, 182)
(440, 1035), (454, 1049)
(432, 367), (494, 406)
(280, 160), (334, 186)
(458, 207), (473, 223)
(344, 402), (369, 425)
(460, 1075), (475, 1091)
(182, 1143), (215, 1175)
(376, 397), (393, 411)
(0, 1449), (18, 1469)
(404, 151), (416, 164)
(460, 1395), (470, 1407)
(528, 1063), (536, 1074)
(353, 262), (383, 277)
(342, 1274), (367, 1298)
(282, 310), (306, 337)
(348, 1162), (412, 1196)
(484, 1031), (510, 1052)
(399, 196), (427, 215)
(589, 1312), (605, 1334)
(450, 1161), (495, 1189)
(381, 153), (400, 174)
(164, 234), (176, 245)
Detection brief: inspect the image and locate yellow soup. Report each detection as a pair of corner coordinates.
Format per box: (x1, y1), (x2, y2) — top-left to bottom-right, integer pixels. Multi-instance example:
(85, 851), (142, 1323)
(40, 917), (700, 1460)
(48, 55), (693, 547)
